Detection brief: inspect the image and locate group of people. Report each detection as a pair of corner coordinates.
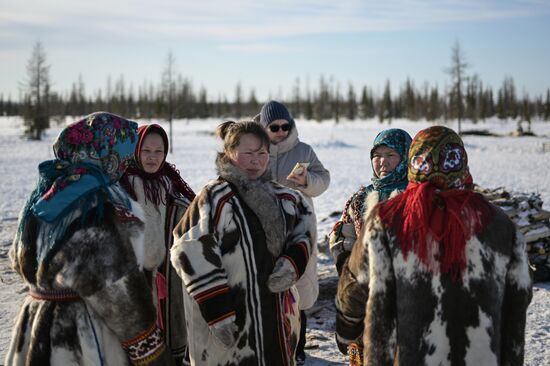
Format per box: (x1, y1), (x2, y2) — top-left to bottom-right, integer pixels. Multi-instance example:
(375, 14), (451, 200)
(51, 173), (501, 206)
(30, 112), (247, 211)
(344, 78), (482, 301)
(4, 99), (533, 366)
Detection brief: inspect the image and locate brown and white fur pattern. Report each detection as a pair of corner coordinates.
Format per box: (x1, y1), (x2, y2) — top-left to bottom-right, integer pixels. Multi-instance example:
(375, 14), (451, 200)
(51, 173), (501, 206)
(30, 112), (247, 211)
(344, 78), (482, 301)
(4, 193), (173, 366)
(347, 204), (533, 366)
(170, 160), (316, 366)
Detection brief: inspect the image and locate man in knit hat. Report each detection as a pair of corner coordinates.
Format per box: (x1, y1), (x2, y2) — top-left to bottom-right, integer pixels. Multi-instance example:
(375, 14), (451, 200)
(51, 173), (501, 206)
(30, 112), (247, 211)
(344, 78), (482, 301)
(258, 100), (331, 365)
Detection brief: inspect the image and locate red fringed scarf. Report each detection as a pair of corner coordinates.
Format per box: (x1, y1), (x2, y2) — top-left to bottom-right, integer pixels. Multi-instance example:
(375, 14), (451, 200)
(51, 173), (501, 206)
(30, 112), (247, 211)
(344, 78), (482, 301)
(377, 180), (494, 281)
(121, 162), (195, 205)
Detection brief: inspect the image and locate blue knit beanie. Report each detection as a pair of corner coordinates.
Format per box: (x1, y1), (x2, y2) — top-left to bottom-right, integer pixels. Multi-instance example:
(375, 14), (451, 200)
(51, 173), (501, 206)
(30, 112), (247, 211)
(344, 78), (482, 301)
(259, 100), (294, 128)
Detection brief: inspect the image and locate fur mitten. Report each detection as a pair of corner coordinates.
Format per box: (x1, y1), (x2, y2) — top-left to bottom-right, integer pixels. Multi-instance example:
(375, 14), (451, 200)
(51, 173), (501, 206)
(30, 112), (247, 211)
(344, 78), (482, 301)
(267, 257), (297, 293)
(210, 317), (238, 348)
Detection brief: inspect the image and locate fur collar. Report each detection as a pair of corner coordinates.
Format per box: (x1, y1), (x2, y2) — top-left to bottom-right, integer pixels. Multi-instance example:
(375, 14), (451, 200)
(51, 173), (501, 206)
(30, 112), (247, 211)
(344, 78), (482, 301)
(269, 126), (300, 156)
(216, 156), (286, 257)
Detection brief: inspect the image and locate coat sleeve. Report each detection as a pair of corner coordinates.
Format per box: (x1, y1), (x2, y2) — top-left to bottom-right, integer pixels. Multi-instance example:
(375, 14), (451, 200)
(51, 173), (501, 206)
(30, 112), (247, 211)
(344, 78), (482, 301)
(500, 229), (533, 365)
(53, 219), (174, 366)
(279, 189), (316, 279)
(170, 187), (236, 327)
(364, 214), (396, 366)
(329, 195), (357, 275)
(334, 222), (369, 354)
(297, 146), (330, 198)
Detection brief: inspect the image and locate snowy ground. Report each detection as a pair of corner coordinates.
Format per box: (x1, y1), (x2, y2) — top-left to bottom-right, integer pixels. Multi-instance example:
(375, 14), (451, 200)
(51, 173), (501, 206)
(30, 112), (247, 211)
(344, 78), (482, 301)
(1, 116), (549, 365)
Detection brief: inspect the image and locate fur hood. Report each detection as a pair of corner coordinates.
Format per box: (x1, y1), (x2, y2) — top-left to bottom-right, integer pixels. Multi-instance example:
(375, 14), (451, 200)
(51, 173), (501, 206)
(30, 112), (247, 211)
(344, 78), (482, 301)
(215, 155), (286, 257)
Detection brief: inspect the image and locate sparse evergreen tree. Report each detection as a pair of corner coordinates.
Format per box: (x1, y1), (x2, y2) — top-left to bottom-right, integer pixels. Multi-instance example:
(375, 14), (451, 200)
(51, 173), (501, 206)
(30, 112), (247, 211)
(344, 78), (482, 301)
(196, 87), (209, 118)
(418, 83), (429, 120)
(21, 41), (51, 140)
(234, 82), (243, 118)
(427, 86), (440, 121)
(497, 76), (518, 120)
(478, 84), (488, 121)
(359, 86), (375, 119)
(544, 89), (550, 121)
(214, 94), (223, 117)
(136, 83), (149, 118)
(113, 75), (127, 116)
(246, 89), (259, 118)
(2, 94), (15, 116)
(127, 83), (136, 117)
(68, 82), (79, 116)
(177, 76), (194, 119)
(292, 77), (301, 118)
(521, 95), (531, 132)
(77, 74), (86, 116)
(314, 75), (331, 121)
(92, 89), (102, 115)
(346, 83), (358, 121)
(161, 51), (176, 152)
(303, 89), (314, 121)
(105, 75), (113, 112)
(496, 89), (505, 119)
(403, 78), (416, 120)
(488, 88), (495, 117)
(378, 80), (393, 124)
(332, 80), (341, 123)
(222, 95), (231, 117)
(446, 41), (469, 134)
(465, 74), (481, 123)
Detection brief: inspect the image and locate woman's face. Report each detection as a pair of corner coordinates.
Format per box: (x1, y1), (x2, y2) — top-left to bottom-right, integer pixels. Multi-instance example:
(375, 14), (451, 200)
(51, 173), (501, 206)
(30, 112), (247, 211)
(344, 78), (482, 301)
(266, 119), (291, 144)
(139, 133), (165, 173)
(372, 145), (401, 178)
(228, 133), (269, 179)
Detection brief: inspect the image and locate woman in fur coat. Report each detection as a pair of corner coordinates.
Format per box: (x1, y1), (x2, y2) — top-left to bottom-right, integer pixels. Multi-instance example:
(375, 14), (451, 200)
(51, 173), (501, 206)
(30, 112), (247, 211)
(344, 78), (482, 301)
(330, 128), (411, 363)
(5, 112), (173, 366)
(120, 124), (195, 364)
(258, 100), (331, 365)
(343, 126), (532, 365)
(170, 120), (316, 366)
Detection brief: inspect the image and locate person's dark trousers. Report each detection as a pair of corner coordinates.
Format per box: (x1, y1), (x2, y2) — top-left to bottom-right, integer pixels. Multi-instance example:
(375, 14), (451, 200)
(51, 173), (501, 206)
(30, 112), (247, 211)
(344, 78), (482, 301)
(295, 310), (307, 363)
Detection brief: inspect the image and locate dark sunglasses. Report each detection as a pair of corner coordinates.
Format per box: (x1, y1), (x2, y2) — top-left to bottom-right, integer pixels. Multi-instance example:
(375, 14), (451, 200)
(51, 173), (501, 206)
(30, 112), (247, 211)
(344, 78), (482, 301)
(268, 124), (291, 133)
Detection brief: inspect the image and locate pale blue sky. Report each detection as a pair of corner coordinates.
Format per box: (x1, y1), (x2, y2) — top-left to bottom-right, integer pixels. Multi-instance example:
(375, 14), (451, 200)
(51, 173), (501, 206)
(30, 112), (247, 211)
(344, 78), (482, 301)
(1, 0), (549, 102)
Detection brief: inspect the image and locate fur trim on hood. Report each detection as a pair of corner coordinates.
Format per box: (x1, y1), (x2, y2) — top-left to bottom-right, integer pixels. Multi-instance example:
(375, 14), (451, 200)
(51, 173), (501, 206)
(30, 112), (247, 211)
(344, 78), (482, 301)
(216, 155), (286, 257)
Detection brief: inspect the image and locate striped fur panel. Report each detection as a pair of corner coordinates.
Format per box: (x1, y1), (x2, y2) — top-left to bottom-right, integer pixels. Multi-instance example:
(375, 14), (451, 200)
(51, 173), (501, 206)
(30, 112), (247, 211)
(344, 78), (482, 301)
(171, 181), (236, 326)
(272, 183), (316, 274)
(171, 178), (315, 365)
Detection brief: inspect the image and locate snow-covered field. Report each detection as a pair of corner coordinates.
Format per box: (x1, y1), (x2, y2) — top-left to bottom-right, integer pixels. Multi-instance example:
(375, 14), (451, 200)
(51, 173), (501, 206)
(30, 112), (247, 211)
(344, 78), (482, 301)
(1, 116), (549, 365)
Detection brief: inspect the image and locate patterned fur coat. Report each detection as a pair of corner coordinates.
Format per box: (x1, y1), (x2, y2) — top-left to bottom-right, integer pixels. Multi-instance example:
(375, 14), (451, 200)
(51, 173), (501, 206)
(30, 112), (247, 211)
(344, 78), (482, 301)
(170, 158), (316, 366)
(5, 199), (174, 366)
(338, 204), (533, 365)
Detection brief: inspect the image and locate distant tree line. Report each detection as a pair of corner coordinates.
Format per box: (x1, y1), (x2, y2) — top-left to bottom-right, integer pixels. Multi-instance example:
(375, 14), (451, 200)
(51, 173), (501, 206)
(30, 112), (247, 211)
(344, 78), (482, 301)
(4, 42), (550, 140)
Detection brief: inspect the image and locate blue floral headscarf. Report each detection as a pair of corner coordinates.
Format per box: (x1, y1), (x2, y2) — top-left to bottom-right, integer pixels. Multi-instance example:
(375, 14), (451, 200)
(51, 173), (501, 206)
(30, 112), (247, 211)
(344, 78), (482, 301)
(366, 128), (412, 200)
(17, 112), (138, 263)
